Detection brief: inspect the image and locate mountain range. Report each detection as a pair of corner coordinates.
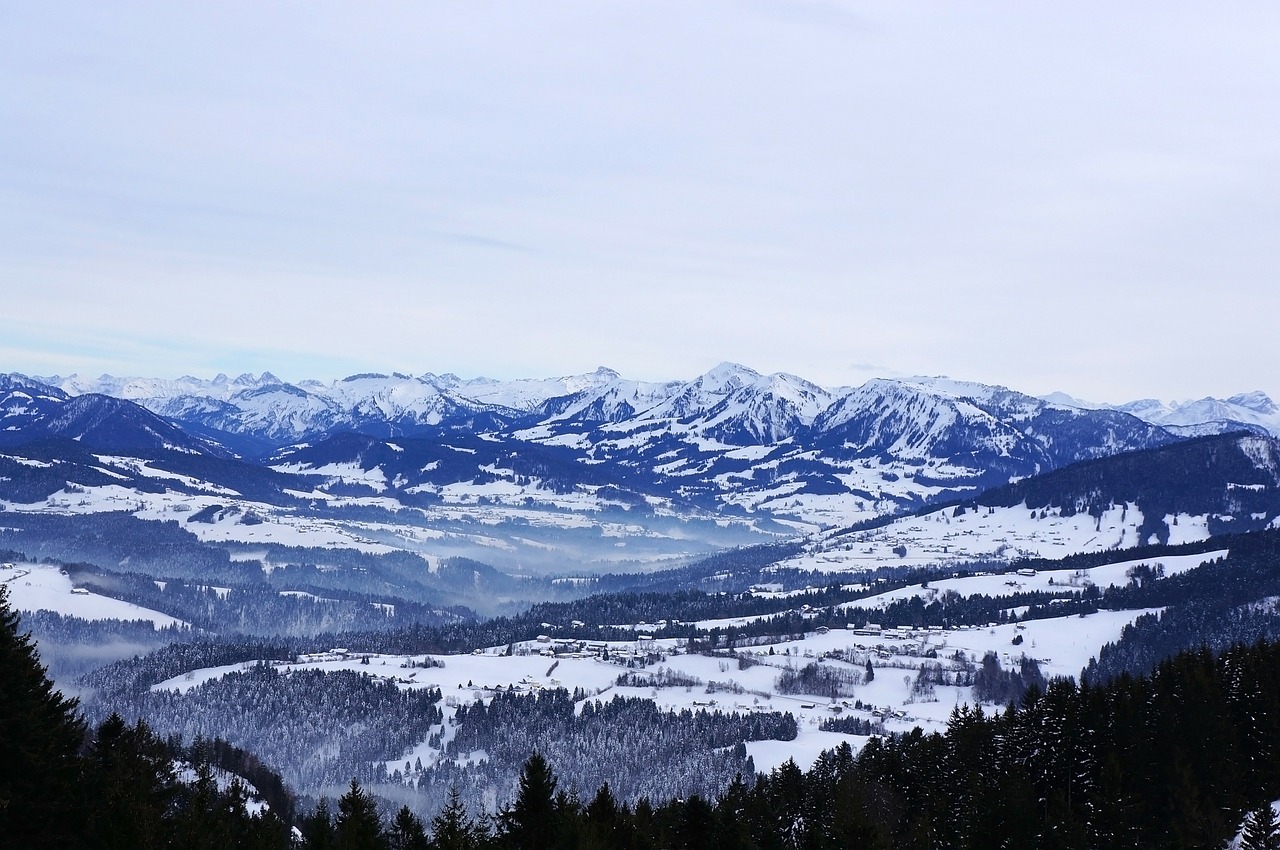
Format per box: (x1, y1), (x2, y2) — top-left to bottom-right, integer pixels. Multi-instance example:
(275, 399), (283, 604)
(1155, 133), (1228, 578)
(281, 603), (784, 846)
(3, 364), (1279, 580)
(1041, 389), (1280, 438)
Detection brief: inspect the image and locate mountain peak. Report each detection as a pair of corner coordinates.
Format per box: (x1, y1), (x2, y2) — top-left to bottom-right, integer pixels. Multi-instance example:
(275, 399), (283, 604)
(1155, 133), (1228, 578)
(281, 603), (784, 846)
(1228, 391), (1277, 415)
(697, 362), (761, 389)
(1040, 391), (1096, 409)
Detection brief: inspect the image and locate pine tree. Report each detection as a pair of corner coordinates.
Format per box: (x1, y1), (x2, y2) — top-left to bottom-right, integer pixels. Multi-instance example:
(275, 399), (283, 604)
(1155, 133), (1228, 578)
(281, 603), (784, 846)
(430, 788), (486, 850)
(583, 782), (624, 850)
(1241, 803), (1280, 850)
(500, 753), (559, 850)
(388, 805), (429, 850)
(84, 714), (179, 850)
(171, 763), (233, 850)
(335, 780), (387, 850)
(713, 774), (757, 850)
(303, 798), (338, 850)
(0, 584), (88, 849)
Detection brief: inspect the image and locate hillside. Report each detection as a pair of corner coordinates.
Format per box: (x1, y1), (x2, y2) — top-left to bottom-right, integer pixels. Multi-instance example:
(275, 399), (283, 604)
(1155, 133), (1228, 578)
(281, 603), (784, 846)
(0, 366), (1201, 584)
(777, 432), (1280, 575)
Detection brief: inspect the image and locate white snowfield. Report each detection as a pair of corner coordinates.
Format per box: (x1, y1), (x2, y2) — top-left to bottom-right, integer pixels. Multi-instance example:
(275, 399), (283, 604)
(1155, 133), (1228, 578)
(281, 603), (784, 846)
(839, 549), (1228, 612)
(153, 595), (1165, 775)
(680, 549), (1224, 633)
(783, 501), (1218, 573)
(0, 562), (185, 628)
(0, 471), (1240, 588)
(0, 451), (763, 570)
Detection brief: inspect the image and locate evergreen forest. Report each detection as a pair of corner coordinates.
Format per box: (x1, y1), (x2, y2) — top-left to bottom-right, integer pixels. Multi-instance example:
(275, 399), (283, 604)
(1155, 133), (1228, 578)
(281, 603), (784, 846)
(11, 581), (1280, 849)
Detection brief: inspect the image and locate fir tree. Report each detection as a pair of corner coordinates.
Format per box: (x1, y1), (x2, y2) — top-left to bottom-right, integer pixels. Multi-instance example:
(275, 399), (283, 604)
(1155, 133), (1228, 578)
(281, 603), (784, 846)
(1242, 803), (1280, 850)
(0, 584), (88, 849)
(500, 753), (559, 850)
(303, 798), (337, 850)
(583, 782), (625, 850)
(388, 805), (429, 850)
(335, 780), (386, 850)
(84, 714), (179, 850)
(429, 788), (487, 850)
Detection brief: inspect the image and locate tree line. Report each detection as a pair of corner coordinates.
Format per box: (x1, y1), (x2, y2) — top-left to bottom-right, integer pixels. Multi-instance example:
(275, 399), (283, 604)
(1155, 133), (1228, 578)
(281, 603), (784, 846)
(14, 576), (1280, 848)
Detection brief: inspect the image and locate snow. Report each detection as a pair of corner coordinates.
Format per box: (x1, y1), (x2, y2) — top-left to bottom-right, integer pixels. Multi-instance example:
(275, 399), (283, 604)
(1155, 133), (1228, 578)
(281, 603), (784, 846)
(836, 549), (1227, 612)
(745, 733), (869, 774)
(157, 601), (1158, 776)
(152, 661), (262, 693)
(1, 563), (185, 627)
(271, 461), (389, 492)
(95, 455), (241, 495)
(174, 762), (272, 815)
(780, 501), (1221, 574)
(1227, 800), (1280, 849)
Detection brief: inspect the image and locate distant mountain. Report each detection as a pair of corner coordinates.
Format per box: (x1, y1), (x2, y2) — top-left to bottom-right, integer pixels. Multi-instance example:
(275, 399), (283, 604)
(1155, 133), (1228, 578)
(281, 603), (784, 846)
(1041, 390), (1280, 438)
(1, 376), (230, 457)
(11, 364), (1280, 597)
(809, 376), (1175, 485)
(7, 366), (1187, 528)
(1, 373), (70, 433)
(44, 370), (592, 450)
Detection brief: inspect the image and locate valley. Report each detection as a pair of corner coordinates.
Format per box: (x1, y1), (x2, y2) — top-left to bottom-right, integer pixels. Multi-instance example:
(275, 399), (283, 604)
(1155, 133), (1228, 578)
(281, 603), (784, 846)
(4, 364), (1280, 834)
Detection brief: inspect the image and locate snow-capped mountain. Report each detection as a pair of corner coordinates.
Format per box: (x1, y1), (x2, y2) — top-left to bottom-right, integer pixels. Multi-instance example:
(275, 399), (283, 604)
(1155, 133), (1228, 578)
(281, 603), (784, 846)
(1, 373), (70, 434)
(638, 363), (831, 444)
(9, 365), (1187, 528)
(1042, 390), (1280, 438)
(1114, 393), (1280, 437)
(42, 369), (636, 449)
(809, 377), (1174, 484)
(1, 375), (229, 456)
(6, 363), (1279, 602)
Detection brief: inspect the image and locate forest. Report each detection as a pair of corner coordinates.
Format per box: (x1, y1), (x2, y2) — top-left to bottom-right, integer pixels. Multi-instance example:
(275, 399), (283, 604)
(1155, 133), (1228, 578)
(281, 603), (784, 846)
(12, 575), (1280, 849)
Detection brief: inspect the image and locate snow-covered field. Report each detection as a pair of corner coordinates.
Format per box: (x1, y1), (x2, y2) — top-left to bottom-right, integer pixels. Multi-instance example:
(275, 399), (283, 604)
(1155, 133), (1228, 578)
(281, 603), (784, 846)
(782, 501), (1217, 574)
(840, 549), (1228, 611)
(152, 601), (1159, 775)
(1, 465), (768, 572)
(0, 562), (185, 627)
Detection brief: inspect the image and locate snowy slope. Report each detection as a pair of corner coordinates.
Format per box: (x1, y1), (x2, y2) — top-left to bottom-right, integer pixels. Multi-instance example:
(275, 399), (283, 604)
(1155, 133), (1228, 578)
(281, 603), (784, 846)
(152, 598), (1167, 776)
(1, 562), (185, 627)
(8, 366), (1259, 574)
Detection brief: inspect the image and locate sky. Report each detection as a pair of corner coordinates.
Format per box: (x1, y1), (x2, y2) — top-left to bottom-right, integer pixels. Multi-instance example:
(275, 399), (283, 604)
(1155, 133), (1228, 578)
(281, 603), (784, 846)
(2, 1), (1278, 404)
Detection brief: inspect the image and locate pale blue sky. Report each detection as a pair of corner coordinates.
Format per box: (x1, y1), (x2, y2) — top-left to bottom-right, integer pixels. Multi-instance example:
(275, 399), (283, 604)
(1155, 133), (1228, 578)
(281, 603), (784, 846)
(2, 1), (1278, 402)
